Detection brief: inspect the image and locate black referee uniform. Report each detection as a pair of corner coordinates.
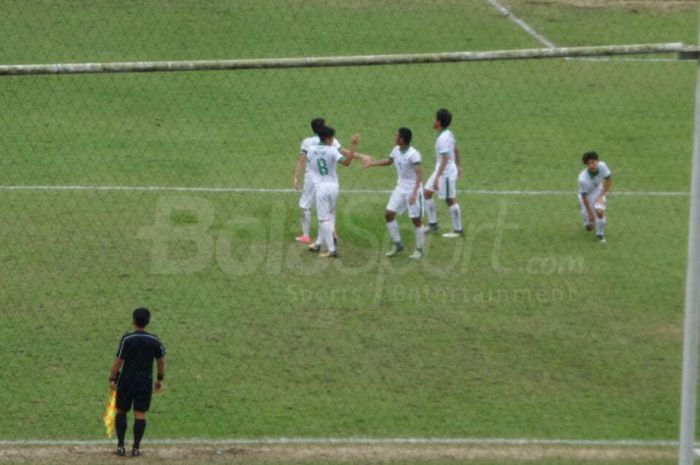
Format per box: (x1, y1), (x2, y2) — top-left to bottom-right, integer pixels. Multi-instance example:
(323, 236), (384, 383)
(111, 322), (166, 457)
(115, 330), (166, 412)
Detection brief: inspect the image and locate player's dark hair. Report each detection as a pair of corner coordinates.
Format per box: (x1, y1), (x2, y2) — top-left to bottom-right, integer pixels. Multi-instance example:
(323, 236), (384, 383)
(398, 127), (412, 146)
(133, 307), (150, 328)
(436, 108), (452, 129)
(582, 151), (599, 164)
(318, 125), (335, 142)
(310, 118), (325, 135)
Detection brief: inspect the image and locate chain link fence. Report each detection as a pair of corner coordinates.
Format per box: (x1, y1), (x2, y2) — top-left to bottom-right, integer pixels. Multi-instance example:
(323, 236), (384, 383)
(1, 1), (698, 463)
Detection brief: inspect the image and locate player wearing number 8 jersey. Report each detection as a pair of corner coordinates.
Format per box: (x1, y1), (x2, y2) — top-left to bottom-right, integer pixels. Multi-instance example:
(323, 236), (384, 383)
(306, 126), (359, 257)
(294, 118), (342, 244)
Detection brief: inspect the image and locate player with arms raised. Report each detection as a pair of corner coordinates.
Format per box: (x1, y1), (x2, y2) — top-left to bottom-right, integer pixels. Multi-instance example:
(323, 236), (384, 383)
(578, 151), (613, 243)
(423, 108), (464, 237)
(294, 118), (339, 244)
(362, 127), (425, 259)
(294, 118), (367, 245)
(306, 127), (359, 257)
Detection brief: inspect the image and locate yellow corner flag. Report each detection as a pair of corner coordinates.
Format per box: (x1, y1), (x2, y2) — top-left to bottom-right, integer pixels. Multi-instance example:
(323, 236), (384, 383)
(103, 389), (117, 438)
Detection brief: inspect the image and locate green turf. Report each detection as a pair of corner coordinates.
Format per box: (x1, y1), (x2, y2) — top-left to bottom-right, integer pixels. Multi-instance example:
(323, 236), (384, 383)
(0, 1), (697, 460)
(0, 192), (689, 439)
(504, 0), (698, 47)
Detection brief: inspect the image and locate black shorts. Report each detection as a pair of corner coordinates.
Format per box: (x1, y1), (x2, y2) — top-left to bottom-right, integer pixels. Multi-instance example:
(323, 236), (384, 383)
(116, 374), (153, 412)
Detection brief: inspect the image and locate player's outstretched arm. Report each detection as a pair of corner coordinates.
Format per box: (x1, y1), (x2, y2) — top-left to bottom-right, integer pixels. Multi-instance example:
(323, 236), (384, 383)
(340, 134), (360, 167)
(363, 156), (392, 168)
(340, 147), (372, 165)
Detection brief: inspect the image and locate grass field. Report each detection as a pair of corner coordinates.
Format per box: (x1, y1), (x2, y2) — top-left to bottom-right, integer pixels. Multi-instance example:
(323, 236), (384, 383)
(0, 1), (698, 464)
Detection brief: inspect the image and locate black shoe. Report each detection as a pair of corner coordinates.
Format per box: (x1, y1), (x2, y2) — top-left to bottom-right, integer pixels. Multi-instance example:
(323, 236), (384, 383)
(307, 244), (321, 253)
(427, 223), (439, 232)
(131, 448), (142, 457)
(114, 446), (126, 457)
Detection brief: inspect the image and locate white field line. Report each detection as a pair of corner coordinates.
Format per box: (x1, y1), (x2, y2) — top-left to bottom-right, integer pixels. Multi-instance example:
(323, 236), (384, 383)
(484, 0), (679, 63)
(0, 184), (689, 197)
(486, 0), (557, 48)
(0, 437), (692, 448)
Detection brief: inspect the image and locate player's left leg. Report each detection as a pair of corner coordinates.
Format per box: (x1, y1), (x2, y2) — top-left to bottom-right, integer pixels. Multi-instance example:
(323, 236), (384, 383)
(131, 379), (153, 457)
(385, 190), (407, 257)
(297, 178), (315, 244)
(114, 378), (134, 456)
(114, 409), (127, 456)
(423, 171), (439, 232)
(594, 199), (607, 243)
(131, 411), (147, 456)
(384, 210), (404, 257)
(319, 184), (339, 257)
(407, 191), (425, 259)
(442, 176), (463, 238)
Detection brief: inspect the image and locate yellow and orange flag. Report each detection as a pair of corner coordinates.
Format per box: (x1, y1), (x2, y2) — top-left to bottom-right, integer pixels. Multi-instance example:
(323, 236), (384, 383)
(103, 389), (117, 438)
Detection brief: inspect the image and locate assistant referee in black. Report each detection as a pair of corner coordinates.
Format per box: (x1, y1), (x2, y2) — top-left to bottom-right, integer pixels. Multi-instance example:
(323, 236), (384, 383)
(108, 307), (166, 457)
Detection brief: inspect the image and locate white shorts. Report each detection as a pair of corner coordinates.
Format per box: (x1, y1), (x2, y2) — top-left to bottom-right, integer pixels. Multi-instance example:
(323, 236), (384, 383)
(578, 194), (607, 226)
(386, 188), (423, 219)
(315, 183), (339, 222)
(298, 174), (315, 210)
(425, 170), (457, 199)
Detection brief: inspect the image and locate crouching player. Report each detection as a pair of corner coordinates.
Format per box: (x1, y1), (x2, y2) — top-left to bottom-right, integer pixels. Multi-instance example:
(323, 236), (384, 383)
(363, 127), (425, 259)
(578, 151), (613, 243)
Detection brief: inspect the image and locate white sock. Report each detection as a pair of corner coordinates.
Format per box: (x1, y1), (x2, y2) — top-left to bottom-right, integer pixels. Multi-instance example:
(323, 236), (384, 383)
(415, 224), (425, 251)
(449, 203), (462, 232)
(425, 198), (437, 224)
(321, 221), (335, 252)
(386, 220), (401, 244)
(301, 209), (311, 237)
(595, 217), (606, 236)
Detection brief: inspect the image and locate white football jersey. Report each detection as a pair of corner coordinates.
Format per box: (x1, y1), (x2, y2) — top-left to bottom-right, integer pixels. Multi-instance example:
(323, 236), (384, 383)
(389, 145), (422, 192)
(306, 144), (345, 185)
(578, 161), (612, 198)
(300, 136), (342, 176)
(435, 129), (457, 176)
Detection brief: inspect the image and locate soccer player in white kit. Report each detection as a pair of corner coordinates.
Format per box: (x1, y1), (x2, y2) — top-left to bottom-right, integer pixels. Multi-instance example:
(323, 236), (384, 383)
(306, 127), (359, 258)
(362, 127), (425, 259)
(578, 151), (613, 243)
(294, 118), (341, 244)
(423, 108), (464, 238)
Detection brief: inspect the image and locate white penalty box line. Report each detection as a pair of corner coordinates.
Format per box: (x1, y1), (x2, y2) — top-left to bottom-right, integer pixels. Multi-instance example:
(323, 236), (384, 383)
(0, 436), (692, 448)
(483, 0), (687, 63)
(0, 185), (689, 197)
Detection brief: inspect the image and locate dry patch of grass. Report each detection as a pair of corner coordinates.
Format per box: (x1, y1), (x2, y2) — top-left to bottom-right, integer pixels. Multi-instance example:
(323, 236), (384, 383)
(0, 444), (677, 464)
(513, 0), (697, 11)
